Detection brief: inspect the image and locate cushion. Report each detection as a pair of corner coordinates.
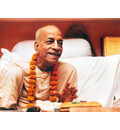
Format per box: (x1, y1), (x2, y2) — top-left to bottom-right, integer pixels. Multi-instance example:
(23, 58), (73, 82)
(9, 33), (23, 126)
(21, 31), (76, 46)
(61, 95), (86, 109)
(12, 38), (92, 59)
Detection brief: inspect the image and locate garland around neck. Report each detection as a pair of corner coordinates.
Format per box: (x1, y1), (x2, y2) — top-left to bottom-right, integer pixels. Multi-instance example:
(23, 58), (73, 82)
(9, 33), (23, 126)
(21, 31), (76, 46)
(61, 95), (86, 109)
(26, 53), (58, 108)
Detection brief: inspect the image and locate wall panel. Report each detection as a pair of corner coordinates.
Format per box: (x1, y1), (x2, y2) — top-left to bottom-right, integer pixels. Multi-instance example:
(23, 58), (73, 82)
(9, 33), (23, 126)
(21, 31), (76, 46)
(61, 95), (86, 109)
(0, 18), (120, 57)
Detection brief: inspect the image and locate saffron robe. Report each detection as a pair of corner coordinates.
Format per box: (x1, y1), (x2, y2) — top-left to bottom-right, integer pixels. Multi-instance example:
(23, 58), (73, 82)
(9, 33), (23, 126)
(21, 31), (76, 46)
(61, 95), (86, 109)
(0, 59), (77, 111)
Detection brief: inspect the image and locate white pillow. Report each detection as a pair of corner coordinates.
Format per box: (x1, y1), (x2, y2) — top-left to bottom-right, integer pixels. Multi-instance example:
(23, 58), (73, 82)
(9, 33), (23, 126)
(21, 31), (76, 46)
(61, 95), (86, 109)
(61, 39), (92, 58)
(12, 39), (92, 59)
(12, 40), (35, 59)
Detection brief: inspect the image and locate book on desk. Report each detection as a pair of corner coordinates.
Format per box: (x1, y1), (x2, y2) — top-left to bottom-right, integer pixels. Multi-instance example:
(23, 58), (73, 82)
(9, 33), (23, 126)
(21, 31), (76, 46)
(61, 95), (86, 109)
(60, 101), (102, 112)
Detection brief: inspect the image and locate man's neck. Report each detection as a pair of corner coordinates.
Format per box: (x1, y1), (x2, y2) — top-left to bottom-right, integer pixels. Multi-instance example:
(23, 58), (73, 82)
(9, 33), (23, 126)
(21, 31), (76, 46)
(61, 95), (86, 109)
(37, 64), (53, 72)
(36, 61), (54, 72)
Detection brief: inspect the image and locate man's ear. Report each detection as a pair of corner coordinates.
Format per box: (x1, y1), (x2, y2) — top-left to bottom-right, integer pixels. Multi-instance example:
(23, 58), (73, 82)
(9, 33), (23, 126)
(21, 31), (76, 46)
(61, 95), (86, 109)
(34, 41), (39, 52)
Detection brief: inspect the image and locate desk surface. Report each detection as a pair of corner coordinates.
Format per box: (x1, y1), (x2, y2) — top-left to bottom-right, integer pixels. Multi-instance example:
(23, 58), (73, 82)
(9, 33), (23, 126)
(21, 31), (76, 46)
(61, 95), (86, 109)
(0, 107), (120, 112)
(69, 107), (120, 112)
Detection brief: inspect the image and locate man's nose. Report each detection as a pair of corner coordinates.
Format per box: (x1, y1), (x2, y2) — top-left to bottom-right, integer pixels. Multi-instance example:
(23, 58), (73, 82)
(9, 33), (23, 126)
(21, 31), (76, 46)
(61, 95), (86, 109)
(52, 41), (59, 50)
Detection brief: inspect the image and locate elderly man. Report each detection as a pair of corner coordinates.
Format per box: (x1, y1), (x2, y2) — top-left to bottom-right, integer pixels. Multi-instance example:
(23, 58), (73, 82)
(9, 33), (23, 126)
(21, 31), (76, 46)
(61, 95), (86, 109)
(0, 25), (78, 111)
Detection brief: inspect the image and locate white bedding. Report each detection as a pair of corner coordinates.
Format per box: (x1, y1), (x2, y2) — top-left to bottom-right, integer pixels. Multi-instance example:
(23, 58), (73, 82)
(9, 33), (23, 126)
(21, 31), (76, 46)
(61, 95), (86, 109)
(0, 48), (19, 72)
(1, 39), (120, 108)
(60, 55), (120, 107)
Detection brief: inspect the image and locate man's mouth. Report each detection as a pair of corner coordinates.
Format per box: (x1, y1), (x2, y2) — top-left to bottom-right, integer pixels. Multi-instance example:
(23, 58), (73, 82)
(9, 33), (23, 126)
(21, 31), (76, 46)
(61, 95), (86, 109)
(47, 52), (61, 57)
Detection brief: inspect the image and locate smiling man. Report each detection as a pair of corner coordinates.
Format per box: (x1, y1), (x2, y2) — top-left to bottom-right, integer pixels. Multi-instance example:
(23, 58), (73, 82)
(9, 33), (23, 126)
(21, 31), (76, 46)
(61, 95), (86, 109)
(0, 25), (78, 111)
(34, 25), (63, 70)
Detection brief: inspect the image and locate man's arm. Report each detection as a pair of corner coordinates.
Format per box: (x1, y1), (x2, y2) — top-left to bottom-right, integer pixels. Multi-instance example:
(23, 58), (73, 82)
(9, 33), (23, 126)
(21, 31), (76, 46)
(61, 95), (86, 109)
(0, 64), (23, 109)
(57, 63), (78, 102)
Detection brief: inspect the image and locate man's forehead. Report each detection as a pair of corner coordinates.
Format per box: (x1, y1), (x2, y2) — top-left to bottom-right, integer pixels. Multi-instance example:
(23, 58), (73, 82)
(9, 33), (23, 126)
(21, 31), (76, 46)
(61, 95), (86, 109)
(36, 25), (62, 41)
(42, 33), (62, 41)
(41, 27), (62, 38)
(42, 26), (61, 34)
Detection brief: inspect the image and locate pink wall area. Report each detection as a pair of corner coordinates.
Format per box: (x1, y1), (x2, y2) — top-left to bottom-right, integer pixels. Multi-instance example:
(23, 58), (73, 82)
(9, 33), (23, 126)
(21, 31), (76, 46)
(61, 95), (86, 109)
(0, 18), (120, 57)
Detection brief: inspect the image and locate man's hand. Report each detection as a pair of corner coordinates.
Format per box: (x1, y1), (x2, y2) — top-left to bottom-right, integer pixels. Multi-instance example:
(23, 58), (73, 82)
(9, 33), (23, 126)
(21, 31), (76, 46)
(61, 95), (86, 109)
(56, 83), (78, 102)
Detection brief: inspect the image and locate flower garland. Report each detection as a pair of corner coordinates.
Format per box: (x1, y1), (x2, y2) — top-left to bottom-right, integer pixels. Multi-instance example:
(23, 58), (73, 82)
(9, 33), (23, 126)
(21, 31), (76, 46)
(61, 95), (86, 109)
(26, 53), (58, 108)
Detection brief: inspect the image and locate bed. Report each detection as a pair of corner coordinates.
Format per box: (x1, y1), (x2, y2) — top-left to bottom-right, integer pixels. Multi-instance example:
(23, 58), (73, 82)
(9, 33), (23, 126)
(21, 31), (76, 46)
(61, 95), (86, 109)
(0, 38), (120, 108)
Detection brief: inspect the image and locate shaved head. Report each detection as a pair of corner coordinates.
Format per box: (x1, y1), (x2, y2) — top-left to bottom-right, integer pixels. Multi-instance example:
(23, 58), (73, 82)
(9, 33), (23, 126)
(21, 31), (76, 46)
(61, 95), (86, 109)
(34, 25), (63, 70)
(35, 25), (62, 42)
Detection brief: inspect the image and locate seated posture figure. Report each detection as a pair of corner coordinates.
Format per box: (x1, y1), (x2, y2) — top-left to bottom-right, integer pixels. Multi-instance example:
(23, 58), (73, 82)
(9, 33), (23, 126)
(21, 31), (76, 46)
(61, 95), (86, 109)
(0, 25), (78, 111)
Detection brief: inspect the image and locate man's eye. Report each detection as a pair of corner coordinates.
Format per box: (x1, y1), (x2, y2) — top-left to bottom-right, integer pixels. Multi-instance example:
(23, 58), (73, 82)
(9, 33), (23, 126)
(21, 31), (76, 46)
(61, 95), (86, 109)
(58, 42), (63, 46)
(46, 41), (53, 44)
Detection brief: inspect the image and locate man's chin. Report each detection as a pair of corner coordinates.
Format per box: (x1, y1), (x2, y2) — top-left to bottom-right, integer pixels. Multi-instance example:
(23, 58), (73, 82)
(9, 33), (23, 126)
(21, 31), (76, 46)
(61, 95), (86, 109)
(47, 58), (59, 65)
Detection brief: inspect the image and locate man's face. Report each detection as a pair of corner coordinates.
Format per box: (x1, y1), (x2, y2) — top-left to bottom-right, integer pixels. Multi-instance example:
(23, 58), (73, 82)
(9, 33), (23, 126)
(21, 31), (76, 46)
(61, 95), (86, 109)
(35, 27), (63, 66)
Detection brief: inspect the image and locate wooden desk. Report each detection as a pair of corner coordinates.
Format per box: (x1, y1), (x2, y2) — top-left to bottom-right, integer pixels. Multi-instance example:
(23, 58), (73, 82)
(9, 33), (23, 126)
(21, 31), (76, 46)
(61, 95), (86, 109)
(69, 107), (120, 112)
